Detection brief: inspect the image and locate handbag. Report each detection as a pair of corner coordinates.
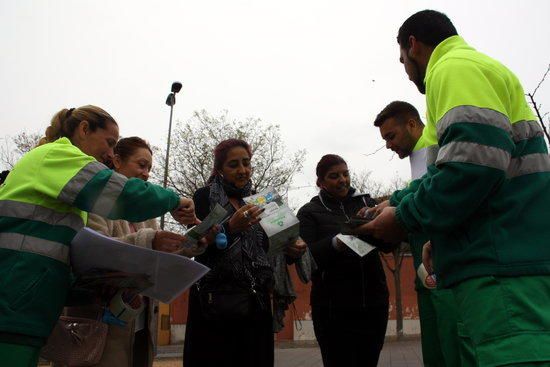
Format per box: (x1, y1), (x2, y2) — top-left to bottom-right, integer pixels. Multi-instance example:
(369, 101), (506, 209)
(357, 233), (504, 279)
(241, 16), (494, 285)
(40, 315), (108, 366)
(197, 254), (268, 321)
(198, 288), (256, 321)
(197, 225), (272, 321)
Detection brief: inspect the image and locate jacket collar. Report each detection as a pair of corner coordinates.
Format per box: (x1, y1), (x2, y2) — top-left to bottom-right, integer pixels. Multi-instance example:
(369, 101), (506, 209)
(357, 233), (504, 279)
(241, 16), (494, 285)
(425, 35), (474, 84)
(316, 187), (369, 212)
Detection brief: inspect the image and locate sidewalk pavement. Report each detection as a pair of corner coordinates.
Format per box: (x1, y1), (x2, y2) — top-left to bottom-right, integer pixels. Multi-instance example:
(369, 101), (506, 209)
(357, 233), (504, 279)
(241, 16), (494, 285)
(153, 337), (423, 367)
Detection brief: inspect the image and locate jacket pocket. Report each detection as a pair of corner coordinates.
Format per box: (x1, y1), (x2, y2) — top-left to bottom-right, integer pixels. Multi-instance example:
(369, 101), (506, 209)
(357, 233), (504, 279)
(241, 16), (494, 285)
(8, 267), (50, 311)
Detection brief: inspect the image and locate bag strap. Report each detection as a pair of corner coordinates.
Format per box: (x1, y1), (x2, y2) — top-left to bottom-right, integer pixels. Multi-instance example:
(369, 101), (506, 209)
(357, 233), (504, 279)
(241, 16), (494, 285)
(63, 305), (103, 321)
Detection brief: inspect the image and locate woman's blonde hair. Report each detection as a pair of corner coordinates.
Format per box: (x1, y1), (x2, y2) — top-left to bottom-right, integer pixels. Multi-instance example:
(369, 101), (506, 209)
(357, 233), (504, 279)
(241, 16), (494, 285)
(38, 105), (117, 146)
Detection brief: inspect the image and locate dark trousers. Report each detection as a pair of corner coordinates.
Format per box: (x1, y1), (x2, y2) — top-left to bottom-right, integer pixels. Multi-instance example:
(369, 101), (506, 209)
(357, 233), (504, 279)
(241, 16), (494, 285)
(183, 288), (274, 367)
(132, 328), (149, 367)
(312, 302), (388, 367)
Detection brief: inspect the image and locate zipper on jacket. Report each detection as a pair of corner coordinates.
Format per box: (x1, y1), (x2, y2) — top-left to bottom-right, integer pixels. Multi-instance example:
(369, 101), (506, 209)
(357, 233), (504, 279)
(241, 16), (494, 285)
(339, 200), (367, 308)
(339, 202), (351, 221)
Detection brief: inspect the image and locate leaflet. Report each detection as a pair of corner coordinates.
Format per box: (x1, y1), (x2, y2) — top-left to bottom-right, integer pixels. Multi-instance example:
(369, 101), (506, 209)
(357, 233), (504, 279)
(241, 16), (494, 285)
(244, 187), (300, 256)
(336, 234), (376, 257)
(184, 203), (227, 244)
(71, 228), (210, 303)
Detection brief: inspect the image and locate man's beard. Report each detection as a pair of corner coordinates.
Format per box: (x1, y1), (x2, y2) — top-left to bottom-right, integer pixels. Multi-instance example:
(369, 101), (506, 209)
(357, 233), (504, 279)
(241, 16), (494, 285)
(414, 78), (426, 94)
(410, 57), (426, 94)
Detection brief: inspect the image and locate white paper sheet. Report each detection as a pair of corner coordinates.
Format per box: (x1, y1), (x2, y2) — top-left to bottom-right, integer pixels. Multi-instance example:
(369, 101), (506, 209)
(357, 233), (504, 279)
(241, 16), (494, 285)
(336, 234), (376, 257)
(71, 228), (210, 303)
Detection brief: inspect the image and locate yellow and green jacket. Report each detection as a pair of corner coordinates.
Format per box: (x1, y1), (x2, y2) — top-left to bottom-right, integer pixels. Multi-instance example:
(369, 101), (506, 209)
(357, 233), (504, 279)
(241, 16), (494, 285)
(0, 137), (179, 346)
(394, 36), (550, 288)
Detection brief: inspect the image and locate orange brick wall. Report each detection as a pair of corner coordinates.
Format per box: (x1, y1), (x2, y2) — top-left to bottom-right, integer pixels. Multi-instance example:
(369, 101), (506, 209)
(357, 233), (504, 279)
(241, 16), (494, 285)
(169, 253), (419, 341)
(170, 290), (189, 325)
(382, 254), (419, 320)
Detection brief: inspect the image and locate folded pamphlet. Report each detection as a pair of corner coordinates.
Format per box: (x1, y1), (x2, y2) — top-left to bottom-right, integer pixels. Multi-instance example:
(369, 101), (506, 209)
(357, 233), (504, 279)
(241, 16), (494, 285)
(184, 203), (227, 244)
(244, 187), (300, 256)
(336, 234), (376, 257)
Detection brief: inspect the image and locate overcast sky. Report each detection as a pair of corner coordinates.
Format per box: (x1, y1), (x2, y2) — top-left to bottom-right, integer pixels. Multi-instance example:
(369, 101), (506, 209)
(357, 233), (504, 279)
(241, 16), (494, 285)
(1, 0), (549, 206)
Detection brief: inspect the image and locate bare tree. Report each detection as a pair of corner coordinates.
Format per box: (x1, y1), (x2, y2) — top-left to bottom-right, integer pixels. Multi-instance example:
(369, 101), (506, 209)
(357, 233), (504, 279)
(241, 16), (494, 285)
(351, 170), (407, 201)
(386, 173), (411, 339)
(0, 132), (41, 170)
(350, 170), (386, 199)
(386, 174), (407, 194)
(380, 243), (407, 339)
(527, 63), (550, 146)
(153, 109), (306, 199)
(352, 169), (409, 338)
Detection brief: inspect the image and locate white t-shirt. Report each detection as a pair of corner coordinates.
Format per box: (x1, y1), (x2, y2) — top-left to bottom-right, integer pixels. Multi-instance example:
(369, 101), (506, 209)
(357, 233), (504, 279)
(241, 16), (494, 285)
(409, 148), (427, 180)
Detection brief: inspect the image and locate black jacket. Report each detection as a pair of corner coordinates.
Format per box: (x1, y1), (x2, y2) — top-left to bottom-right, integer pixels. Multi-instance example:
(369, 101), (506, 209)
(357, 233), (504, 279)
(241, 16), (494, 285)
(297, 189), (389, 309)
(192, 186), (272, 293)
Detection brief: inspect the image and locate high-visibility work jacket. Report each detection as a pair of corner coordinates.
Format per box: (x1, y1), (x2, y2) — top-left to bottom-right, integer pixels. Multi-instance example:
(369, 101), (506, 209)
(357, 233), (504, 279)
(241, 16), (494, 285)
(394, 36), (550, 288)
(0, 137), (179, 345)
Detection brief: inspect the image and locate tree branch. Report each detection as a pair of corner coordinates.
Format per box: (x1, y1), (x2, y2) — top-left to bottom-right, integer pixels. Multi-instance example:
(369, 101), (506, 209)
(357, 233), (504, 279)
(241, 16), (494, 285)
(363, 144), (385, 157)
(397, 247), (405, 269)
(380, 253), (396, 273)
(532, 63), (550, 98)
(527, 93), (550, 145)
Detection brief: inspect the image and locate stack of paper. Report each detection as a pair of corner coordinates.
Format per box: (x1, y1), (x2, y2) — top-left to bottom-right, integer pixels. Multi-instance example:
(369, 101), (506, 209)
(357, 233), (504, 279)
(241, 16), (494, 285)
(71, 228), (210, 303)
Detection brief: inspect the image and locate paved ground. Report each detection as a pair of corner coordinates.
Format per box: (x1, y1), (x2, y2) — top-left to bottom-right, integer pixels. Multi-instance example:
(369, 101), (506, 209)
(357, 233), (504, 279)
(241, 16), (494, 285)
(153, 337), (422, 367)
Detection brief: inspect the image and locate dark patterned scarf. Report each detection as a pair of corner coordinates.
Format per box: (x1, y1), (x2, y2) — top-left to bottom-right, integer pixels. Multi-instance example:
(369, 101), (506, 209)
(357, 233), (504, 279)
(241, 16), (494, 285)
(206, 175), (273, 292)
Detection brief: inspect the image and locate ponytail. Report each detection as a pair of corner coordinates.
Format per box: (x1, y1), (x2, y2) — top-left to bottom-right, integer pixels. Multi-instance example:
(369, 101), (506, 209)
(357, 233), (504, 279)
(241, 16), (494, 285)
(39, 105), (117, 146)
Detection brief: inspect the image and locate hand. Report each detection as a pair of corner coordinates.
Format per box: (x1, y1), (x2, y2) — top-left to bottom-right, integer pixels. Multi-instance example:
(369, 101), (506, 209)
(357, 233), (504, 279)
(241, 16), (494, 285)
(333, 237), (347, 252)
(228, 204), (264, 234)
(175, 237), (209, 258)
(121, 290), (143, 309)
(422, 241), (433, 274)
(353, 207), (407, 243)
(171, 223), (220, 257)
(285, 238), (307, 258)
(202, 225), (221, 245)
(364, 200), (390, 219)
(195, 237), (209, 255)
(356, 206), (369, 218)
(171, 197), (197, 225)
(153, 230), (188, 253)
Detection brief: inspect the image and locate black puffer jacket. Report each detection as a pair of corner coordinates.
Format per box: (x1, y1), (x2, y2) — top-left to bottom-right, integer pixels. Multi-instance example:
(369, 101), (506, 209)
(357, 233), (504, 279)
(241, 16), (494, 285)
(297, 188), (389, 309)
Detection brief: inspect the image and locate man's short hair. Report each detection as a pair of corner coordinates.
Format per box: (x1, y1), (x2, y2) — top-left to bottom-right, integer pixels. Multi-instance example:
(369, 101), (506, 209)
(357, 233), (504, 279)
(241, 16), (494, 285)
(373, 101), (423, 127)
(397, 10), (458, 49)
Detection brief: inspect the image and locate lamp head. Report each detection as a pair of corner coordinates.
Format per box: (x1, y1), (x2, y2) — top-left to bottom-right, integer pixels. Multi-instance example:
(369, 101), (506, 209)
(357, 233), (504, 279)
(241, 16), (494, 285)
(171, 82), (182, 93)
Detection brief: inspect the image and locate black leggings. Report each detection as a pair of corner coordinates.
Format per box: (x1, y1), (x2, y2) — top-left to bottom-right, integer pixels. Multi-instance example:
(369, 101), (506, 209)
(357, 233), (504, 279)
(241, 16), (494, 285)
(312, 303), (389, 367)
(132, 329), (149, 367)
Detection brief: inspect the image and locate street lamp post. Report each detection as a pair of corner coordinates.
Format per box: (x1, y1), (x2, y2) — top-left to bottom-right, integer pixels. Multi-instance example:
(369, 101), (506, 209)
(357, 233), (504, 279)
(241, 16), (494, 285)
(160, 81), (182, 230)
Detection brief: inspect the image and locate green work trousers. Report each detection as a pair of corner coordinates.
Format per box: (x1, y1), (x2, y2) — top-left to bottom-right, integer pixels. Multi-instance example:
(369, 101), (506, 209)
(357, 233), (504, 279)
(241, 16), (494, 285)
(417, 288), (461, 367)
(451, 275), (550, 367)
(0, 342), (40, 367)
